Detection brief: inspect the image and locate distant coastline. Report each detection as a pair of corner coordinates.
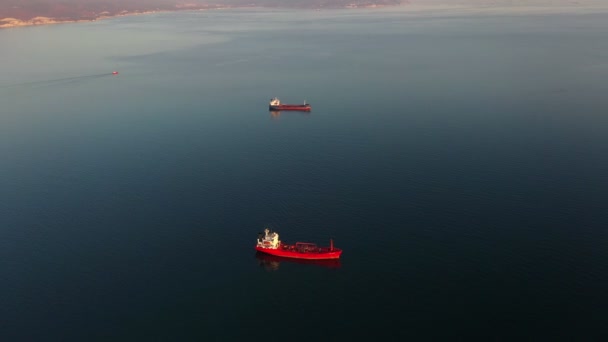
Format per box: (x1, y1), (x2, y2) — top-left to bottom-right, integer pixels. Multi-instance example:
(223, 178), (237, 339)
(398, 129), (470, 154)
(0, 2), (397, 29)
(4, 0), (607, 30)
(0, 6), (230, 29)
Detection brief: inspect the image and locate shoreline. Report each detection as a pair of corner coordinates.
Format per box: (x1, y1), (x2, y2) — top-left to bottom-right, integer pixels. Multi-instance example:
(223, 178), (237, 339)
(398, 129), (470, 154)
(3, 3), (608, 30)
(0, 4), (394, 30)
(0, 6), (231, 29)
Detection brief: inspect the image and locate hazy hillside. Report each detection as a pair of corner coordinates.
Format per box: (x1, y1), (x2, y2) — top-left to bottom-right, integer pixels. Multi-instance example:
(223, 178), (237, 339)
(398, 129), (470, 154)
(0, 0), (401, 21)
(3, 0), (605, 27)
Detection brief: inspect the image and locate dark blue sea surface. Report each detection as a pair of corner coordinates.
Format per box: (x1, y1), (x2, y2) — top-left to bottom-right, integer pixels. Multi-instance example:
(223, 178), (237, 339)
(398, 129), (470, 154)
(1, 7), (607, 340)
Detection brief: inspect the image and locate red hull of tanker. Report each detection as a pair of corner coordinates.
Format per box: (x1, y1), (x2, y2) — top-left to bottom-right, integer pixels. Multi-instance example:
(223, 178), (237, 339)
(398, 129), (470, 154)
(255, 244), (342, 260)
(269, 105), (311, 112)
(256, 252), (342, 269)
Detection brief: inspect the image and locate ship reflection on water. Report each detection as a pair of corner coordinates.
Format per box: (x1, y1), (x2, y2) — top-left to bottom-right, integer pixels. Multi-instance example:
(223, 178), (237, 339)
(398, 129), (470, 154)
(269, 111), (311, 120)
(255, 252), (341, 271)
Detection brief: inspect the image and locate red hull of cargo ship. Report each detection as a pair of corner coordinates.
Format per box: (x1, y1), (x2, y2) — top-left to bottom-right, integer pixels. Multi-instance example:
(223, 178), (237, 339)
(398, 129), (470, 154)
(255, 244), (342, 259)
(269, 104), (311, 112)
(256, 252), (342, 269)
(256, 228), (342, 260)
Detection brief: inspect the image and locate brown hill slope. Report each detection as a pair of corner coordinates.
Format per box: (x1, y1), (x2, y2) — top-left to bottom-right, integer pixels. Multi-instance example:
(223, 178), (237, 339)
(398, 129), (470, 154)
(0, 0), (401, 22)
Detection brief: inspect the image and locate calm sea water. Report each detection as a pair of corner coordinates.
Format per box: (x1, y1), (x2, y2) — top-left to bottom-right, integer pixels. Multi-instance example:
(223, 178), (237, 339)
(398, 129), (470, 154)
(1, 7), (607, 340)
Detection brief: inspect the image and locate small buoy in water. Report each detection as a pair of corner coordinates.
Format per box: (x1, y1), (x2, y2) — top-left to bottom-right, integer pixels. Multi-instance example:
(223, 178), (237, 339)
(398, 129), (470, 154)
(112, 71), (119, 75)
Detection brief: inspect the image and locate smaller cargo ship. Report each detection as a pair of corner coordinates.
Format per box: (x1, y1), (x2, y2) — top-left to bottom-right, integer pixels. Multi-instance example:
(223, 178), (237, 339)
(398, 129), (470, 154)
(269, 97), (311, 112)
(256, 228), (342, 260)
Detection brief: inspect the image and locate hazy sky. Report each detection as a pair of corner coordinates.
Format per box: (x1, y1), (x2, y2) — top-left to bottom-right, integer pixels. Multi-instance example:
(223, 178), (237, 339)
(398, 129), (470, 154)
(414, 0), (608, 6)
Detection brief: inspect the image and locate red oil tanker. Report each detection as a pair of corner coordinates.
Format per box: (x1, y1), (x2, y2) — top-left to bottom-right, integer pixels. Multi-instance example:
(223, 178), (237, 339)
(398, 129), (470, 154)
(255, 228), (342, 260)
